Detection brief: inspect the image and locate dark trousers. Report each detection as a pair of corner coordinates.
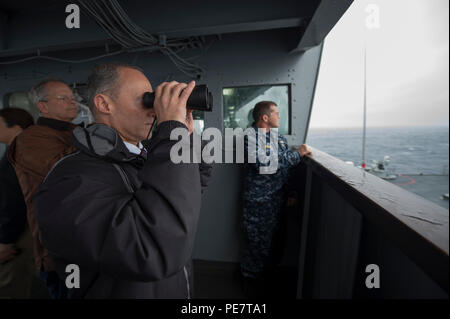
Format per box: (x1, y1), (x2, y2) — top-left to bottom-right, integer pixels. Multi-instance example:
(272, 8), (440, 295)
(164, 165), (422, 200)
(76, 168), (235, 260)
(241, 195), (283, 279)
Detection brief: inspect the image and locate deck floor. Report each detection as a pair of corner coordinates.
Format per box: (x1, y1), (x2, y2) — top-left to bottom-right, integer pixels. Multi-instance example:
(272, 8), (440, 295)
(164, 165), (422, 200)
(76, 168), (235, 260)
(29, 261), (296, 299)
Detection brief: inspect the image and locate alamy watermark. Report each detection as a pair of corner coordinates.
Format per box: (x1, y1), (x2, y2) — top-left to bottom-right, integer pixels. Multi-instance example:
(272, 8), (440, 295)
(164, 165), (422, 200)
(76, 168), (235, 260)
(170, 127), (280, 174)
(65, 4), (80, 29)
(65, 264), (80, 289)
(365, 4), (380, 29)
(365, 264), (380, 289)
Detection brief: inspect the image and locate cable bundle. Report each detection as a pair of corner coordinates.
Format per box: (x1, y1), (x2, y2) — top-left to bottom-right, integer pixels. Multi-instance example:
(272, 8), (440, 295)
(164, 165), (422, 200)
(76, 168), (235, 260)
(78, 0), (205, 77)
(1, 0), (208, 78)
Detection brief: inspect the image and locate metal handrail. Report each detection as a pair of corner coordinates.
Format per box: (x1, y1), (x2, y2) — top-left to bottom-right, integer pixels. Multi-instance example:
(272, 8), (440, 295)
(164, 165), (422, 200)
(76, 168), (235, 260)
(301, 146), (449, 292)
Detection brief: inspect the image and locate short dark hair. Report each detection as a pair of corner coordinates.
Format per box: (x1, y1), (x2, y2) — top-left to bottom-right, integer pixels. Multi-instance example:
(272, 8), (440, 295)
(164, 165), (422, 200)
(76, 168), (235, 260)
(87, 62), (143, 113)
(252, 101), (277, 122)
(0, 108), (34, 129)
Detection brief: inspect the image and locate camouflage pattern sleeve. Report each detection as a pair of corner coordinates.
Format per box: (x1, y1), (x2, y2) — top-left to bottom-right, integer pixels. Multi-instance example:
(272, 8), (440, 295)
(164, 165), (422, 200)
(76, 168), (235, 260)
(277, 136), (301, 169)
(244, 130), (268, 169)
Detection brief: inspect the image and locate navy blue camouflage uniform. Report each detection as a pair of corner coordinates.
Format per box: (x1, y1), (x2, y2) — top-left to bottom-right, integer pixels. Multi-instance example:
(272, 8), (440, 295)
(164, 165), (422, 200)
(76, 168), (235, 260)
(241, 124), (301, 278)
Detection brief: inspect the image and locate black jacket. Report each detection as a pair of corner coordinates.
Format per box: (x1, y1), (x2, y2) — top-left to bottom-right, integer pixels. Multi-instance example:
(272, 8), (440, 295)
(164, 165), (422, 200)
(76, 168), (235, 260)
(34, 121), (209, 298)
(0, 150), (27, 244)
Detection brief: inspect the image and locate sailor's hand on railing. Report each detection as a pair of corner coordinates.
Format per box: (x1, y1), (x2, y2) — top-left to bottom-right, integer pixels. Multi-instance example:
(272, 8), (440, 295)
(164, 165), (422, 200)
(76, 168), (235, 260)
(298, 144), (312, 157)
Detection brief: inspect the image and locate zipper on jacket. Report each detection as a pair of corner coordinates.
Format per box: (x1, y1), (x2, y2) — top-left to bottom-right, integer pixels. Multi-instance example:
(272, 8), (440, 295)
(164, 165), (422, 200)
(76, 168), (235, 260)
(112, 164), (135, 193)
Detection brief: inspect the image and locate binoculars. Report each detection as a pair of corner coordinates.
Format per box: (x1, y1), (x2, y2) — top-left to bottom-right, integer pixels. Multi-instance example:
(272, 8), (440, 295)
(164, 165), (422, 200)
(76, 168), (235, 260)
(143, 84), (213, 112)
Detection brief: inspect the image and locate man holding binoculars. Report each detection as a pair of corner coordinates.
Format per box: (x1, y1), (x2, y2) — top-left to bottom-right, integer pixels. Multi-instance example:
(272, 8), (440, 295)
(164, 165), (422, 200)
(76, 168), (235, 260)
(34, 62), (210, 298)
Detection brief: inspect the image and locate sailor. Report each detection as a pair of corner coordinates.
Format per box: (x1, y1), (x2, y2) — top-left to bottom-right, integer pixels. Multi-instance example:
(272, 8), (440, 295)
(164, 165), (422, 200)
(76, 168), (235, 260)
(241, 100), (311, 295)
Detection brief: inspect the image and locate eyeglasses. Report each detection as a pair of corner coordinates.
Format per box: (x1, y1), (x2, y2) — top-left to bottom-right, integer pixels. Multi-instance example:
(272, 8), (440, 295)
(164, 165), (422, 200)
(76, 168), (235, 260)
(40, 95), (77, 103)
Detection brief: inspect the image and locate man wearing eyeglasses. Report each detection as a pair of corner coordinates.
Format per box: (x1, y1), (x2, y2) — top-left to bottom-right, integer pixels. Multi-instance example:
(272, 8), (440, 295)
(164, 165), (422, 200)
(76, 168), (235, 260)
(8, 79), (79, 299)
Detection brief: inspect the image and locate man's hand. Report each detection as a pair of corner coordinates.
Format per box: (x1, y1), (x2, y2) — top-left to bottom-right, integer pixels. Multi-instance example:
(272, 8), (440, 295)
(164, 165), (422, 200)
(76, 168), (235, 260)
(185, 109), (195, 134)
(298, 144), (311, 157)
(0, 243), (18, 264)
(153, 80), (195, 126)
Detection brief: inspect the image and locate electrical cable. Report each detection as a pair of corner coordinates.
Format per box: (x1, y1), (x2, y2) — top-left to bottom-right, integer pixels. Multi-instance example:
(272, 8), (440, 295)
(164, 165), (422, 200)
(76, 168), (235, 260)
(0, 49), (126, 65)
(1, 0), (210, 78)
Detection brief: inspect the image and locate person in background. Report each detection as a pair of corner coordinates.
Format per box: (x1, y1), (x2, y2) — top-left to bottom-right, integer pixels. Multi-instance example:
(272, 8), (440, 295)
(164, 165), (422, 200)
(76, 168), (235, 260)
(0, 108), (34, 298)
(241, 100), (311, 297)
(7, 79), (79, 299)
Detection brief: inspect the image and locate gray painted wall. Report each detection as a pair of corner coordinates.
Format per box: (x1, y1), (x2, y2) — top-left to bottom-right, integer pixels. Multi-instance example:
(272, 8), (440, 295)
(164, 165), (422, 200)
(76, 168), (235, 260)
(0, 28), (323, 262)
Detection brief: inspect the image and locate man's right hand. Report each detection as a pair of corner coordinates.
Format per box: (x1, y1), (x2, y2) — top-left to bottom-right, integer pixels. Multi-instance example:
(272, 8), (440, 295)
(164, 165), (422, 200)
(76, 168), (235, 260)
(153, 80), (196, 126)
(298, 144), (312, 157)
(0, 243), (18, 264)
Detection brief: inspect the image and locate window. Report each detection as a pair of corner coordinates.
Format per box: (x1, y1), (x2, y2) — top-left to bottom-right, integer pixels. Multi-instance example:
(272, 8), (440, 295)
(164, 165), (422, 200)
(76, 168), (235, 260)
(193, 110), (205, 133)
(222, 84), (291, 135)
(306, 0), (449, 209)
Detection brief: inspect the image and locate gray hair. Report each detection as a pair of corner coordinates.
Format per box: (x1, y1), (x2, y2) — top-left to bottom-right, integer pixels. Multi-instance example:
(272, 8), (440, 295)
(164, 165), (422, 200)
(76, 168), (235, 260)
(28, 78), (68, 107)
(86, 62), (143, 114)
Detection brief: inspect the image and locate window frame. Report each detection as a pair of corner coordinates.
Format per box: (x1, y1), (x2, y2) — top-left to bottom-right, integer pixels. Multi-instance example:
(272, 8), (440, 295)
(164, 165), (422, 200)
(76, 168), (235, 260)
(222, 83), (292, 135)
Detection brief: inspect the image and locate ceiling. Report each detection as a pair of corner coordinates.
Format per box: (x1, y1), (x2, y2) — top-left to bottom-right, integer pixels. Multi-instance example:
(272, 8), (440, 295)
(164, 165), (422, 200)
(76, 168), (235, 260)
(0, 0), (60, 14)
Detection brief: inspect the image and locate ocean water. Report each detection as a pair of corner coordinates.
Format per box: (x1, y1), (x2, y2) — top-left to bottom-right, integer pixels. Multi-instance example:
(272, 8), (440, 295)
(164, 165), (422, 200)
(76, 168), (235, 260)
(306, 126), (449, 175)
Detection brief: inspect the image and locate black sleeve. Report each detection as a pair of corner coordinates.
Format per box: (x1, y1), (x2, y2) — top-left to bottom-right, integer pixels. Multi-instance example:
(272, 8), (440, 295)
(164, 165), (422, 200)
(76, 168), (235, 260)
(35, 121), (201, 282)
(0, 157), (26, 244)
(199, 158), (213, 192)
(189, 133), (213, 192)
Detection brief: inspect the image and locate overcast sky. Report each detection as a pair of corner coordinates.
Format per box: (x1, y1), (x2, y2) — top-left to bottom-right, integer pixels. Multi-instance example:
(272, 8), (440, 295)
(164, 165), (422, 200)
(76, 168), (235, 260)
(309, 0), (449, 128)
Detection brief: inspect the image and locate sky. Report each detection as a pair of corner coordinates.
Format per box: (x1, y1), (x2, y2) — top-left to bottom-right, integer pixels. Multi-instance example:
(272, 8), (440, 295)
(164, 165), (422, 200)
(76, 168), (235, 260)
(309, 0), (449, 128)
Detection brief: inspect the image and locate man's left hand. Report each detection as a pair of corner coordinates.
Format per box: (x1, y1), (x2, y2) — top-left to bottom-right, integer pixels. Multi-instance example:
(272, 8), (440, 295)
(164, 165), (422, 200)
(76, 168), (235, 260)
(186, 109), (194, 134)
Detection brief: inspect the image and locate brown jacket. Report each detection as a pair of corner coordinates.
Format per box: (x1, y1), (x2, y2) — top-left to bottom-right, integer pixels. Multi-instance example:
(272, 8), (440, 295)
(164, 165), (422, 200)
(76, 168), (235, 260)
(8, 117), (77, 272)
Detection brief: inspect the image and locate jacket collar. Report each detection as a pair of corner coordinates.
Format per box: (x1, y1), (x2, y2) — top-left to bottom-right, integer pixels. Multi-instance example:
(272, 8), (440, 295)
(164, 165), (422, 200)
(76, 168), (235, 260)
(72, 124), (145, 166)
(37, 117), (76, 131)
(251, 122), (271, 136)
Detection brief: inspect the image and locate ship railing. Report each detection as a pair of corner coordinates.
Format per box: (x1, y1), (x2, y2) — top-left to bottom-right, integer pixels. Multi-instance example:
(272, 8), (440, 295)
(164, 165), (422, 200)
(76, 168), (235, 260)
(292, 146), (448, 298)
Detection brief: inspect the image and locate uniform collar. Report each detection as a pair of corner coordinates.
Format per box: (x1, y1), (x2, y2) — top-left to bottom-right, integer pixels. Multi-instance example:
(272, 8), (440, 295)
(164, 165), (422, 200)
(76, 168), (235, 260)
(251, 122), (273, 135)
